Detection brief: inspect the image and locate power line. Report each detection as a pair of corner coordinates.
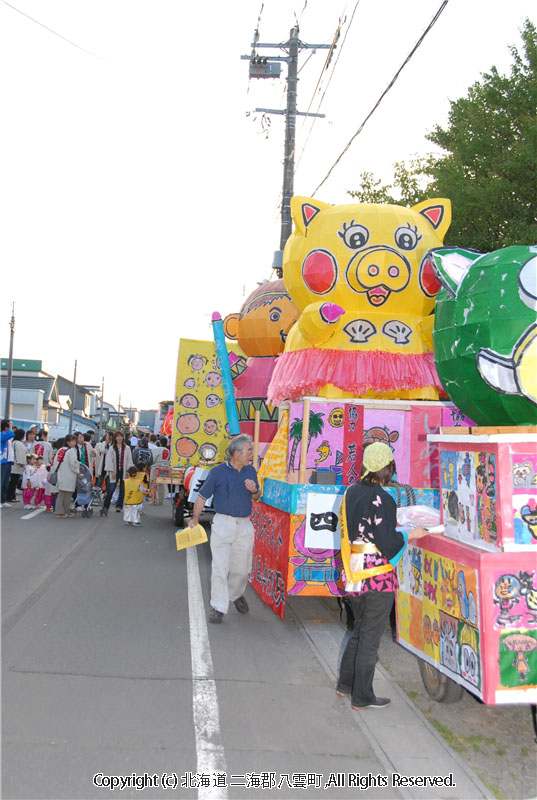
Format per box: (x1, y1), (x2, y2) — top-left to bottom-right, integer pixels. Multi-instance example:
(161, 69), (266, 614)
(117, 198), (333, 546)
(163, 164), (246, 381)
(1, 0), (106, 61)
(311, 0), (450, 197)
(298, 17), (343, 130)
(295, 0), (360, 175)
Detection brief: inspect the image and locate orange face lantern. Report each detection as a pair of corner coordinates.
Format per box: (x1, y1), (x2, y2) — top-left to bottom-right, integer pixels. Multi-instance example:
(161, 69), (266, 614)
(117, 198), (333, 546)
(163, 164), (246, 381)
(223, 279), (299, 357)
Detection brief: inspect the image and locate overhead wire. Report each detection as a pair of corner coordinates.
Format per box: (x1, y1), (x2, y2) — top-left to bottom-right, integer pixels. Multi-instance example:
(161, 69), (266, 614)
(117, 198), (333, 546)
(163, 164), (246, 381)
(294, 0), (360, 176)
(273, 5), (345, 216)
(311, 0), (450, 196)
(246, 2), (265, 95)
(1, 0), (106, 61)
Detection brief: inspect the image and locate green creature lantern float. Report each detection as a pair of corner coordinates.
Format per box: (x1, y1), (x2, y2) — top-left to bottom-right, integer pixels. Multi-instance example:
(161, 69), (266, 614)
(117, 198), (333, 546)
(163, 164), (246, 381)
(430, 246), (537, 426)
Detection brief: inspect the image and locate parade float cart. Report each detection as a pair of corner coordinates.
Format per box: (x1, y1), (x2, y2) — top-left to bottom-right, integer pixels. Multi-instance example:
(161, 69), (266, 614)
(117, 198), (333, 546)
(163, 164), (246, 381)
(394, 427), (537, 706)
(251, 397), (537, 707)
(251, 396), (465, 619)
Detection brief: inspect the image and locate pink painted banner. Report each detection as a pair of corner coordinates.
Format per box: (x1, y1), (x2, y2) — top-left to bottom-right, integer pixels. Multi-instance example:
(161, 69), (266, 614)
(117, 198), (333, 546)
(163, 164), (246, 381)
(343, 403), (364, 484)
(410, 404), (442, 488)
(363, 408), (410, 485)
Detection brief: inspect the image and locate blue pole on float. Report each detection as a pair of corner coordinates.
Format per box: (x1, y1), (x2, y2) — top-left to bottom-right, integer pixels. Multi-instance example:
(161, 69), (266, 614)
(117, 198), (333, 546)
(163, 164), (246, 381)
(211, 311), (241, 436)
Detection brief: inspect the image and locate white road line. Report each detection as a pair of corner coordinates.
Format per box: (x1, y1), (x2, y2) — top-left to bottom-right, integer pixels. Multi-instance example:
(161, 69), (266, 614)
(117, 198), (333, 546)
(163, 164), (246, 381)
(186, 545), (228, 800)
(20, 508), (46, 520)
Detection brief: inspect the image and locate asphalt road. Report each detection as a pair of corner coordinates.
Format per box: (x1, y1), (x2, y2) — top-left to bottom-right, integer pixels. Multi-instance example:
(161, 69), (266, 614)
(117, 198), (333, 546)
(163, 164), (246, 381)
(2, 501), (402, 800)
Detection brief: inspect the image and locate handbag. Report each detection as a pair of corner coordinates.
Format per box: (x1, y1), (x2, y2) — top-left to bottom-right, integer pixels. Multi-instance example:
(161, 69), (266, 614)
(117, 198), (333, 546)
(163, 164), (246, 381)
(48, 448), (68, 487)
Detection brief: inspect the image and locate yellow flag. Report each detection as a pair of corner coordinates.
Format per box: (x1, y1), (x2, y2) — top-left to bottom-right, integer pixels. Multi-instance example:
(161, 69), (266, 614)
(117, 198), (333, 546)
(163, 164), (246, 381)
(175, 523), (208, 551)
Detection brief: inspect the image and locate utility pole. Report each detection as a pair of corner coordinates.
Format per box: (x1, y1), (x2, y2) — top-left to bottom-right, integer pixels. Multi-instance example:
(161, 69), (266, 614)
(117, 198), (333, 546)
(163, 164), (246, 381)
(280, 27), (299, 255)
(242, 26), (332, 277)
(68, 359), (77, 435)
(4, 303), (15, 420)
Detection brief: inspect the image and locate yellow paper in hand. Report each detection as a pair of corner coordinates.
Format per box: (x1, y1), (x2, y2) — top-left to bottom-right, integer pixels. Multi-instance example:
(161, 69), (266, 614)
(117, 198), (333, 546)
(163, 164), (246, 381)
(175, 523), (208, 551)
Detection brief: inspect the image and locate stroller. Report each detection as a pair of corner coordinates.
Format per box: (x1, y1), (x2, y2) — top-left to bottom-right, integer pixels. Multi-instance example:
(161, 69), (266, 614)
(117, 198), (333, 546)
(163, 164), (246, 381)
(73, 464), (103, 517)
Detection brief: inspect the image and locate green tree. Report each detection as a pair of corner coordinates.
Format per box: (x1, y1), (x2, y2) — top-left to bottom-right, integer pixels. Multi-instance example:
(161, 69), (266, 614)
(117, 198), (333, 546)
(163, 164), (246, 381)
(348, 19), (537, 251)
(287, 410), (325, 472)
(288, 416), (303, 472)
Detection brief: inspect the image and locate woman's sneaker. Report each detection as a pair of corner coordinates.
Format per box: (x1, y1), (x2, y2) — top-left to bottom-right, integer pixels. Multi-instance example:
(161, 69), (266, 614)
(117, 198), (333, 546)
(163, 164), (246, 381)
(352, 697), (391, 709)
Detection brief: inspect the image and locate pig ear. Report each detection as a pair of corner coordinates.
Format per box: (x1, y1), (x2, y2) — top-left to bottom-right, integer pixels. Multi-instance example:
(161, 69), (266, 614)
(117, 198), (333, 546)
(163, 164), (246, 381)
(223, 313), (240, 340)
(291, 196), (330, 236)
(412, 198), (452, 241)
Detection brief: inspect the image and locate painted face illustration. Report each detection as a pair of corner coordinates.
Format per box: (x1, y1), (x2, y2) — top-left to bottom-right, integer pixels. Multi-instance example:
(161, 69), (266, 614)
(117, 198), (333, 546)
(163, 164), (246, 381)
(184, 377), (196, 389)
(494, 575), (520, 601)
(309, 511), (338, 532)
(204, 371), (221, 388)
(188, 354), (206, 371)
(203, 419), (218, 435)
(175, 437), (198, 458)
(179, 393), (199, 410)
(206, 394), (221, 408)
(177, 413), (200, 435)
(328, 407), (344, 427)
(460, 644), (478, 685)
(423, 615), (432, 644)
(432, 618), (440, 646)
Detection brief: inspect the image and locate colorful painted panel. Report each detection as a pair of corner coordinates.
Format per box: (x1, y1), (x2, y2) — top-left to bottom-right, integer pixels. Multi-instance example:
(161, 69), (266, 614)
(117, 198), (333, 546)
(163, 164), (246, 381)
(511, 453), (537, 490)
(498, 630), (537, 689)
(397, 547), (482, 697)
(287, 402), (344, 479)
(172, 339), (244, 468)
(493, 570), (537, 630)
(342, 404), (364, 485)
(363, 408), (410, 484)
(441, 449), (499, 551)
(250, 503), (290, 620)
(410, 405), (442, 487)
(287, 514), (345, 598)
(304, 492), (342, 550)
(512, 494), (537, 546)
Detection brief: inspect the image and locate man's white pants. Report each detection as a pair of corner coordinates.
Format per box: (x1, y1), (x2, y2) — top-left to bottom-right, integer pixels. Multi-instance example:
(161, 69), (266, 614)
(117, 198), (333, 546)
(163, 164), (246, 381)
(210, 513), (255, 614)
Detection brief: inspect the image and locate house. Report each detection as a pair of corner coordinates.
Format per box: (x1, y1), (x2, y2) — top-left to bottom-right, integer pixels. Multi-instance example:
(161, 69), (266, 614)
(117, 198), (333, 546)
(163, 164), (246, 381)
(0, 359), (61, 427)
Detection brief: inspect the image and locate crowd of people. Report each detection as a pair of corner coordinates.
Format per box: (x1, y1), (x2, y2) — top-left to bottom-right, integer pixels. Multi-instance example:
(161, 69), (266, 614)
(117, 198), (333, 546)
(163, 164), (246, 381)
(1, 420), (171, 525)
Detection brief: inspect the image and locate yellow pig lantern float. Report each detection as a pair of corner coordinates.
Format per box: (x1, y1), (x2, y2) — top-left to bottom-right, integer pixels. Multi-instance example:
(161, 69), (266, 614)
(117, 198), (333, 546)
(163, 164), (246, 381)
(267, 196), (452, 406)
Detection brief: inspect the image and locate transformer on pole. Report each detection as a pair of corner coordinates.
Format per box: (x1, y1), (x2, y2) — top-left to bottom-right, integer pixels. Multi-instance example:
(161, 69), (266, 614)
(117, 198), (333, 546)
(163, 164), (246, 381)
(242, 26), (333, 277)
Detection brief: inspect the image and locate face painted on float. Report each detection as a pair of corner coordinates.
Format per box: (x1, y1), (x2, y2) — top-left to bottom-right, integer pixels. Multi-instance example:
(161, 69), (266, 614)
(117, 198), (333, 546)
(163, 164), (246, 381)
(282, 197), (451, 355)
(223, 279), (299, 357)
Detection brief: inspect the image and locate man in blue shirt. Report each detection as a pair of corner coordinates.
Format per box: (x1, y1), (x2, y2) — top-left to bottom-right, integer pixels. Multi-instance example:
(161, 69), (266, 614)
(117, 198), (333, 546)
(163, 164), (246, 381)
(189, 434), (260, 624)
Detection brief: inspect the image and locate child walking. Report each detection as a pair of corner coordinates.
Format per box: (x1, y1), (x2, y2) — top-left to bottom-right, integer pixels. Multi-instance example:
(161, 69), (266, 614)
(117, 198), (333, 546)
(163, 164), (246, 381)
(123, 466), (149, 526)
(22, 454), (37, 508)
(31, 456), (48, 507)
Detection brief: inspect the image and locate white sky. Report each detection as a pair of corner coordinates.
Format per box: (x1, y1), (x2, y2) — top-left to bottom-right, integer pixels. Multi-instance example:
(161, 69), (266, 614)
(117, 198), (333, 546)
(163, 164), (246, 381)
(1, 0), (535, 410)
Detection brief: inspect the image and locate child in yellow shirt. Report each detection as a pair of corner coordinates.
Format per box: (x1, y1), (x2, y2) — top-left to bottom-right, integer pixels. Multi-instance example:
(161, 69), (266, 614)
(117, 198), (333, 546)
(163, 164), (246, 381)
(123, 466), (149, 526)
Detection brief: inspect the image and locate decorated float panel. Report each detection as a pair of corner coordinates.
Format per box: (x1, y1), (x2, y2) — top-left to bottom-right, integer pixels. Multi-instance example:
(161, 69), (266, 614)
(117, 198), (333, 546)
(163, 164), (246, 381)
(172, 338), (246, 469)
(396, 527), (537, 705)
